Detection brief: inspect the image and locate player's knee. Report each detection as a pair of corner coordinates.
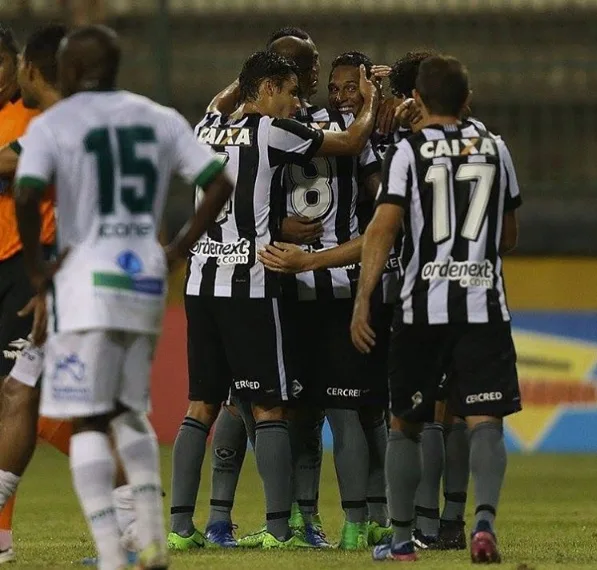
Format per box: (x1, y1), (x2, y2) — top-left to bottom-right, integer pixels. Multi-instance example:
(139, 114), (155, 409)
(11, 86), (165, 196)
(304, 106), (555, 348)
(390, 414), (422, 440)
(252, 403), (286, 422)
(186, 400), (219, 426)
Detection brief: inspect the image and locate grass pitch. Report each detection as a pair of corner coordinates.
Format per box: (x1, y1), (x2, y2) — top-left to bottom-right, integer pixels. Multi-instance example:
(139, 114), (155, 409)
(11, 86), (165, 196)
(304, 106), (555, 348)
(11, 446), (597, 569)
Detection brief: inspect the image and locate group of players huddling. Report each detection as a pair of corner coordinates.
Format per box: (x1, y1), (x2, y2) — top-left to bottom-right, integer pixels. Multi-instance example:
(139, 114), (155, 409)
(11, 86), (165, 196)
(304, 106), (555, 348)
(0, 18), (521, 570)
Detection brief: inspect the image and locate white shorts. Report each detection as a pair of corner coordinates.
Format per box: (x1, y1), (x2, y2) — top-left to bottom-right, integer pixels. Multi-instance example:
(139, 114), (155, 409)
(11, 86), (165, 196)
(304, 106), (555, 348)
(10, 345), (44, 388)
(41, 330), (157, 419)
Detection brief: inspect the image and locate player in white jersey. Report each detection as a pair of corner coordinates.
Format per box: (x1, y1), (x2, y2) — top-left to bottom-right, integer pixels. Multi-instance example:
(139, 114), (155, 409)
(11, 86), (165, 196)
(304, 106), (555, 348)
(13, 26), (233, 570)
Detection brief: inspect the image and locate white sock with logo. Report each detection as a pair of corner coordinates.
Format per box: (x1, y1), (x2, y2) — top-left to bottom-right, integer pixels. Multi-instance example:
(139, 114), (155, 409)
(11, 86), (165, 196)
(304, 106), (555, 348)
(111, 412), (166, 561)
(0, 470), (20, 511)
(113, 484), (138, 552)
(70, 431), (127, 570)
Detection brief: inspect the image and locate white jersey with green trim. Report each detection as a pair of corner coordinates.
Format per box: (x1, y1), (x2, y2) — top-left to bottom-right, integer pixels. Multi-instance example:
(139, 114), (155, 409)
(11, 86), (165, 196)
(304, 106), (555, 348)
(15, 90), (222, 334)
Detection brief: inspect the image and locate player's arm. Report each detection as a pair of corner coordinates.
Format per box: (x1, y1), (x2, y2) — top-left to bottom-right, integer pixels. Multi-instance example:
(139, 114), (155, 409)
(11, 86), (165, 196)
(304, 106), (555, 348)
(497, 138), (522, 255)
(259, 235), (364, 273)
(206, 79), (241, 115)
(351, 142), (410, 354)
(0, 140), (20, 175)
(14, 122), (55, 293)
(316, 65), (379, 156)
(165, 111), (234, 265)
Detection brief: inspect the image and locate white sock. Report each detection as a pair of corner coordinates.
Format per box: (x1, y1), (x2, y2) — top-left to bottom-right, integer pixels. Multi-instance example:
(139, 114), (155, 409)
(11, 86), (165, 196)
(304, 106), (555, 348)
(113, 485), (138, 552)
(70, 432), (127, 570)
(0, 470), (20, 511)
(111, 412), (166, 556)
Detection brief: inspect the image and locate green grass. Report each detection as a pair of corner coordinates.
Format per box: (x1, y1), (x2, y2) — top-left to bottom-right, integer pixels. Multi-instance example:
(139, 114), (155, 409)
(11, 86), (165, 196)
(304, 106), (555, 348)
(10, 446), (597, 569)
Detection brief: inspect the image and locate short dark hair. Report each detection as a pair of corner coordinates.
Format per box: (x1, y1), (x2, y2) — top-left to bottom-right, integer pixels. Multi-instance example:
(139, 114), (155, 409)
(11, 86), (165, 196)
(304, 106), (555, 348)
(0, 24), (19, 59)
(24, 24), (68, 85)
(330, 51), (372, 77)
(415, 55), (469, 117)
(266, 26), (310, 48)
(389, 49), (437, 98)
(238, 50), (298, 103)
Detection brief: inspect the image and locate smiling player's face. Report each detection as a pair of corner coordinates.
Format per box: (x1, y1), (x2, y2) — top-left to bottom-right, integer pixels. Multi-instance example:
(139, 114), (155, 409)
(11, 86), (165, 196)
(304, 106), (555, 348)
(328, 65), (364, 116)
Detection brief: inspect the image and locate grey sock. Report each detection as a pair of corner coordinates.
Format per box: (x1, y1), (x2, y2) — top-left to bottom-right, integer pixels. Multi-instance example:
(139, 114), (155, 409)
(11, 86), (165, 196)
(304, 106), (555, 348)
(386, 429), (422, 545)
(414, 422), (444, 537)
(170, 416), (210, 536)
(469, 421), (506, 532)
(442, 421), (469, 522)
(207, 408), (248, 527)
(326, 409), (368, 523)
(364, 419), (389, 526)
(231, 397), (256, 449)
(290, 412), (323, 524)
(255, 420), (293, 541)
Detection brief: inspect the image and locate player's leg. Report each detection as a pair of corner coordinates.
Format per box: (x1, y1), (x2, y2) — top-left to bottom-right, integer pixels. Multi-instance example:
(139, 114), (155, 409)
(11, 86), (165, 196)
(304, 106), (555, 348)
(168, 295), (229, 550)
(224, 297), (310, 549)
(412, 404), (445, 548)
(42, 330), (130, 570)
(0, 256), (39, 560)
(111, 331), (170, 569)
(362, 300), (393, 546)
(205, 403), (247, 547)
(0, 342), (45, 563)
(437, 410), (468, 550)
(452, 322), (521, 564)
(321, 300), (371, 550)
(372, 324), (449, 562)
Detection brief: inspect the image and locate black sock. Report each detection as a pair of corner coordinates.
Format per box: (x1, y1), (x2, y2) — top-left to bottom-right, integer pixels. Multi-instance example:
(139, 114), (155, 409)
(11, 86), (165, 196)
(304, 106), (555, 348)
(469, 422), (506, 532)
(442, 421), (469, 522)
(255, 420), (292, 541)
(327, 409), (368, 523)
(207, 408), (247, 527)
(170, 417), (210, 536)
(414, 422), (444, 537)
(387, 429), (421, 545)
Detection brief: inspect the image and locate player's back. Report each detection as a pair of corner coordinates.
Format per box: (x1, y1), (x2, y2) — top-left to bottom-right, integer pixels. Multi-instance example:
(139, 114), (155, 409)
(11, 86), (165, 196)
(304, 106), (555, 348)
(388, 121), (521, 324)
(20, 89), (215, 333)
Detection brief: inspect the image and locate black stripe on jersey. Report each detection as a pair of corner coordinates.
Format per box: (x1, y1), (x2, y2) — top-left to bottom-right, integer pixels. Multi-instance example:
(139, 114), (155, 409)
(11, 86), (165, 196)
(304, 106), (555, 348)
(266, 166), (285, 297)
(231, 116), (260, 297)
(485, 158), (503, 323)
(336, 154), (360, 297)
(268, 118), (323, 167)
(447, 151), (471, 323)
(359, 159), (381, 181)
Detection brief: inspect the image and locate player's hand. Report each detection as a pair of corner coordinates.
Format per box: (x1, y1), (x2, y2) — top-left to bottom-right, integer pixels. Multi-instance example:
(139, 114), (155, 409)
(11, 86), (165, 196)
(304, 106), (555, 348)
(164, 244), (182, 273)
(30, 247), (70, 295)
(351, 297), (376, 354)
(258, 242), (312, 274)
(18, 294), (47, 346)
(359, 64), (379, 106)
(394, 98), (423, 130)
(280, 216), (323, 245)
(370, 65), (392, 92)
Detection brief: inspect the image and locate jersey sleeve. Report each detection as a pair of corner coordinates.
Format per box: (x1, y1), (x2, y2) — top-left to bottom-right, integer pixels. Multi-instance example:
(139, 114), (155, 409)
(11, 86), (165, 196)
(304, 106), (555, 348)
(497, 139), (522, 211)
(268, 118), (324, 167)
(358, 139), (381, 180)
(375, 140), (412, 208)
(15, 118), (56, 192)
(169, 110), (225, 188)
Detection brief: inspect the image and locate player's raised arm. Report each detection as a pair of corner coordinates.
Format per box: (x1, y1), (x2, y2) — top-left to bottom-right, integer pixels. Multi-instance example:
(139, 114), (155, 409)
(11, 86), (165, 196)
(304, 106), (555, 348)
(164, 111), (234, 264)
(316, 65), (379, 157)
(206, 79), (240, 114)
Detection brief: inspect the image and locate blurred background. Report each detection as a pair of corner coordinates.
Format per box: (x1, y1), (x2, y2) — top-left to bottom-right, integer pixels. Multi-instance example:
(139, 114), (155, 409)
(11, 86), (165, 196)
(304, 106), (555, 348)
(1, 0), (596, 451)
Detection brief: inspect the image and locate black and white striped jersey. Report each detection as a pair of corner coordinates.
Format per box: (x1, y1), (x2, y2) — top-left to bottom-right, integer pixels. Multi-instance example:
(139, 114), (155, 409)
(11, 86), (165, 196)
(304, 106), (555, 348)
(376, 121), (521, 325)
(281, 106), (380, 300)
(186, 112), (323, 298)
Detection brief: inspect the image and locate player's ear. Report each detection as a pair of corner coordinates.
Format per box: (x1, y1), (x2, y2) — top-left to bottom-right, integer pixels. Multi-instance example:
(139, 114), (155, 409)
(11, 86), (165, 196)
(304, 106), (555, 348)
(262, 78), (276, 98)
(413, 89), (423, 108)
(465, 89), (473, 108)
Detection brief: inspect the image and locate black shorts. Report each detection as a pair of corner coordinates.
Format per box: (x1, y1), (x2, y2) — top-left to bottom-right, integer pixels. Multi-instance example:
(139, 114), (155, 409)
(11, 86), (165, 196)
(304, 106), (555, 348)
(284, 298), (388, 410)
(388, 321), (521, 423)
(0, 253), (37, 376)
(185, 295), (297, 407)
